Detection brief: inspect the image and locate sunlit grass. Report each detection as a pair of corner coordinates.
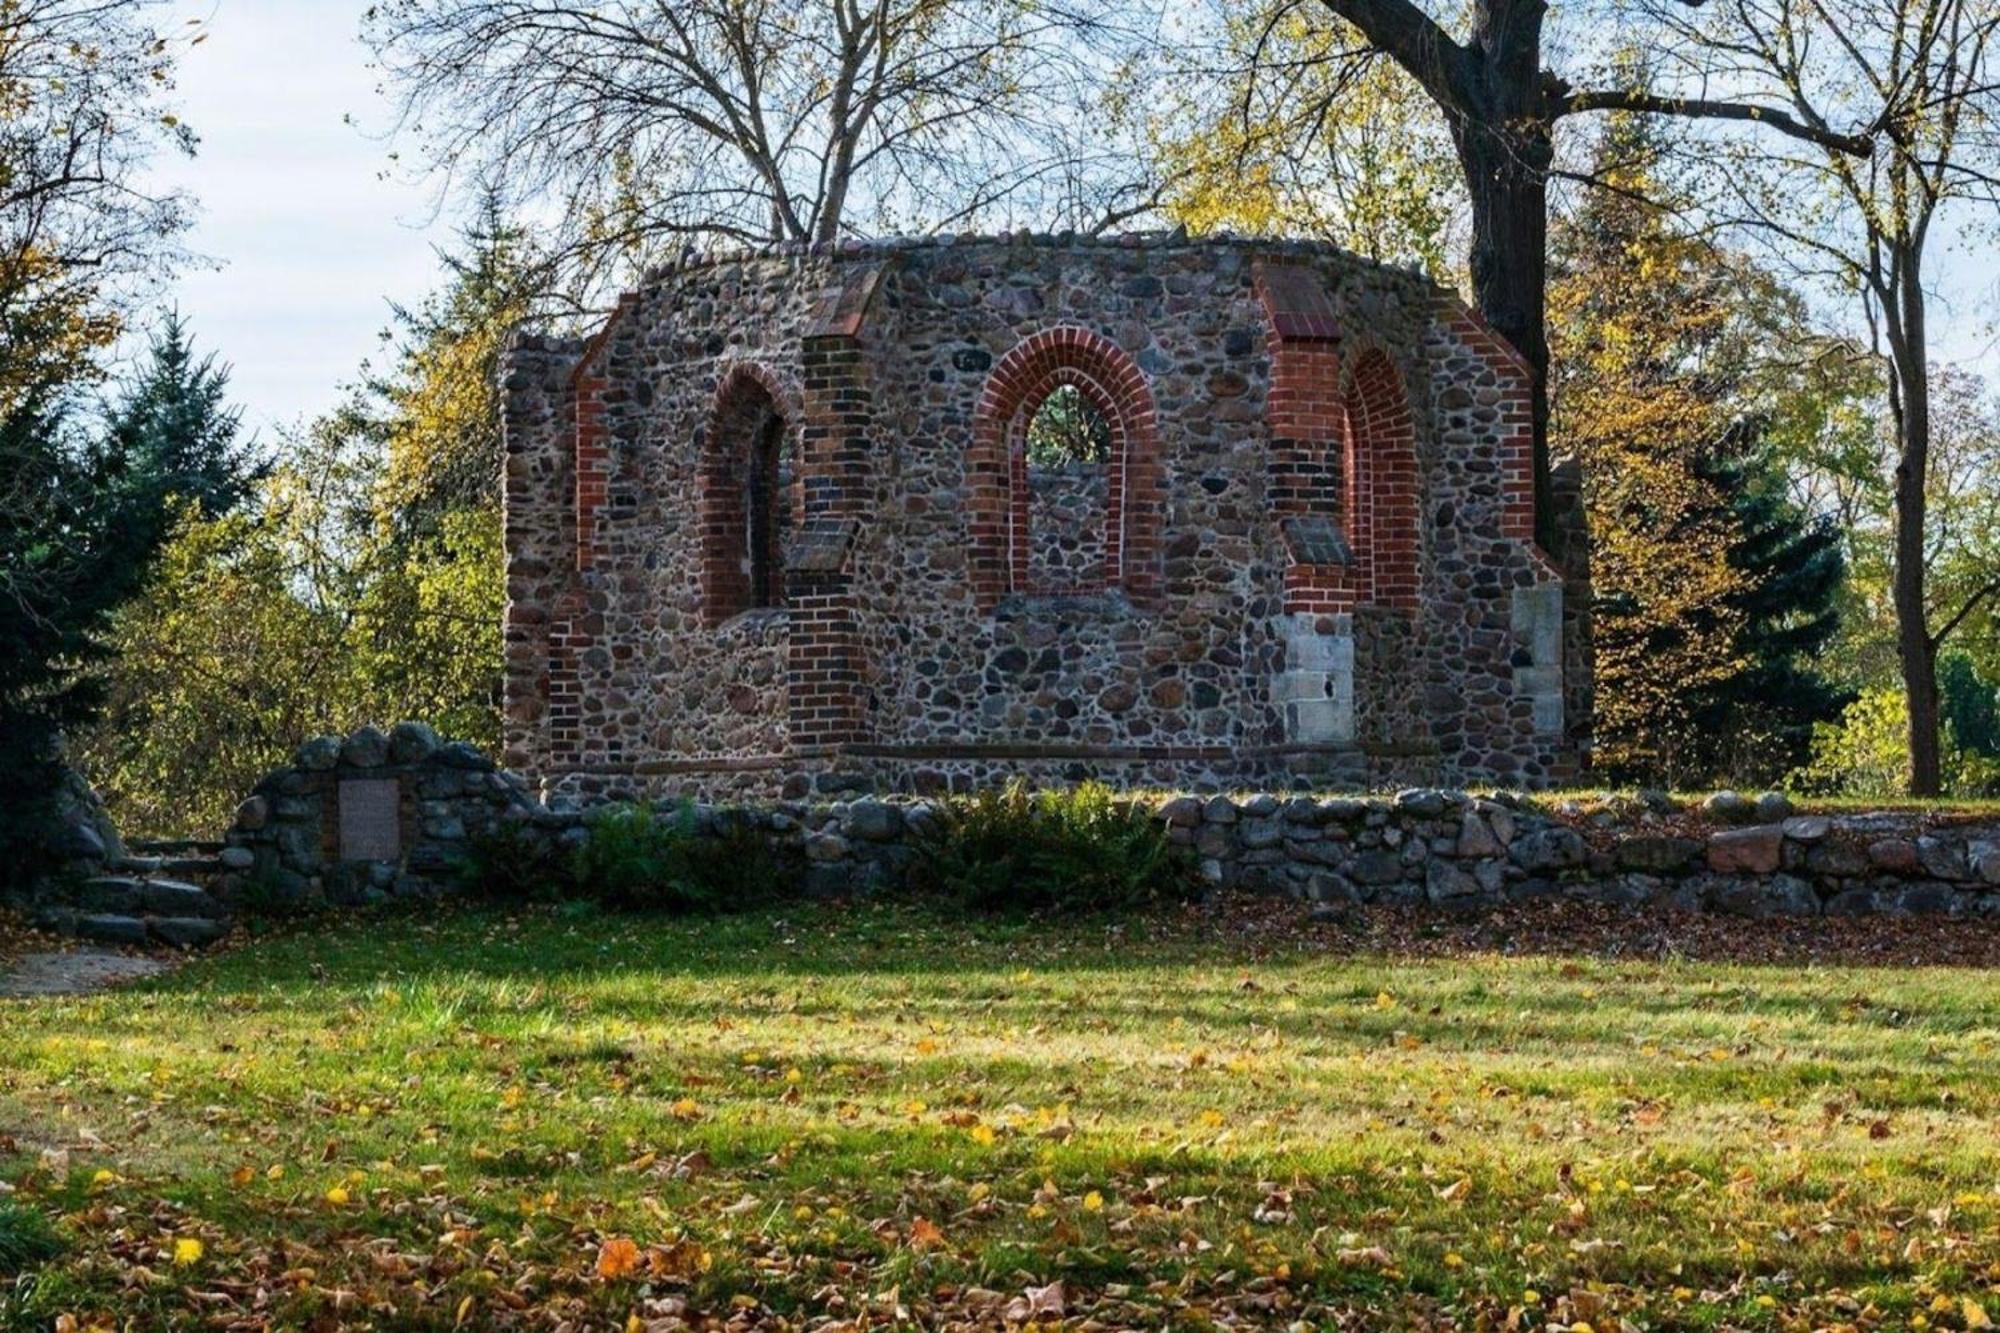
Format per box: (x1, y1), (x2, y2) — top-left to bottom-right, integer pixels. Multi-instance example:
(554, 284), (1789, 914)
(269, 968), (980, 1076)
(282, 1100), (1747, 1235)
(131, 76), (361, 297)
(2, 901), (1997, 1328)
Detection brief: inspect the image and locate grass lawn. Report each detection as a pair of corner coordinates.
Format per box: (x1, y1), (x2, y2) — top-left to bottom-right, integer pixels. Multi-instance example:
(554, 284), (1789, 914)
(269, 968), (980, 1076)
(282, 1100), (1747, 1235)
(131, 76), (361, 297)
(2, 902), (1998, 1330)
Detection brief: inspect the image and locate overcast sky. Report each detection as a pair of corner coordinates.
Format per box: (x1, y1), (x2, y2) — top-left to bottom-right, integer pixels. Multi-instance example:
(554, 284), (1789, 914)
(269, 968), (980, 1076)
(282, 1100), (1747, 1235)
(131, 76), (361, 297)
(144, 1), (1997, 439)
(143, 1), (450, 437)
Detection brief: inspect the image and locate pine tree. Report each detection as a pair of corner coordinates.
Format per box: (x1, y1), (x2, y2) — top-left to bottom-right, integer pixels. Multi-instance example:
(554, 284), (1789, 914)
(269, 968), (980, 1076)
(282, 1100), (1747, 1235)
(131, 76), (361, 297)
(0, 386), (156, 876)
(79, 218), (538, 836)
(102, 312), (260, 557)
(1549, 115), (1751, 782)
(1686, 431), (1851, 781)
(370, 201), (542, 533)
(1940, 653), (2000, 760)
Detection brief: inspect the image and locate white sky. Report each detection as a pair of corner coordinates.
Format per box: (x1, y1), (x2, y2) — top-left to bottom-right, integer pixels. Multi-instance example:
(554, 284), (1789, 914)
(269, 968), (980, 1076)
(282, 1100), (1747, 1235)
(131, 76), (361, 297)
(141, 1), (1997, 438)
(143, 1), (451, 437)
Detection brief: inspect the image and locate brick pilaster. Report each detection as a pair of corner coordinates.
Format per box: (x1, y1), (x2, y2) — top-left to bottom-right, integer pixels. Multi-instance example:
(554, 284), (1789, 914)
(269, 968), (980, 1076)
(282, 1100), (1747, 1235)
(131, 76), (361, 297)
(786, 291), (878, 750)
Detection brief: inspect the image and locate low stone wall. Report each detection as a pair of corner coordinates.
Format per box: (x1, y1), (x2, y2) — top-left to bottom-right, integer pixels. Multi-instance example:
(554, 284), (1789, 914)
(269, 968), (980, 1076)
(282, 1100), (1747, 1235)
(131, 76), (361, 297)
(211, 727), (2000, 918)
(217, 723), (537, 908)
(1156, 791), (2000, 916)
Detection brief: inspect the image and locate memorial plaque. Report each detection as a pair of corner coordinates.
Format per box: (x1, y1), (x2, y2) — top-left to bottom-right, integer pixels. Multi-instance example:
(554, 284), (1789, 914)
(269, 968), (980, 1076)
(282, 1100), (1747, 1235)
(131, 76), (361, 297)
(338, 779), (401, 862)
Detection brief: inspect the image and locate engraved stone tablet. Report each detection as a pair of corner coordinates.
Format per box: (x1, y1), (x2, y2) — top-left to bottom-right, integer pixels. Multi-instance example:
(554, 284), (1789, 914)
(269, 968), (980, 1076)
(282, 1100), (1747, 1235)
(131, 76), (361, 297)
(338, 779), (401, 862)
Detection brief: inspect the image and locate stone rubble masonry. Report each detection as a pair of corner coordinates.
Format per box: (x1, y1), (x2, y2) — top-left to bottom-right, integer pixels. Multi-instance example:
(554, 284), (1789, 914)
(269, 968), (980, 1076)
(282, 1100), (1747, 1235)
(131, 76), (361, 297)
(501, 231), (1593, 802)
(201, 729), (2000, 921)
(214, 723), (539, 908)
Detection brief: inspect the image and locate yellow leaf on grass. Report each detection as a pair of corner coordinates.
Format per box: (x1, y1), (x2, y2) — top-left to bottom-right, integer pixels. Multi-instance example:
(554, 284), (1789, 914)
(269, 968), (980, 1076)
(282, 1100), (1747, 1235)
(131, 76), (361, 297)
(596, 1235), (641, 1280)
(325, 1186), (350, 1206)
(1965, 1299), (1992, 1330)
(173, 1237), (203, 1266)
(1082, 1191), (1104, 1212)
(670, 1098), (702, 1121)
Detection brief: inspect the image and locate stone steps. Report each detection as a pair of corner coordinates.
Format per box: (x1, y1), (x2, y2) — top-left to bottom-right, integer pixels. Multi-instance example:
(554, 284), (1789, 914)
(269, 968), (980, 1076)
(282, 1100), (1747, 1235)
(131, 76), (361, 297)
(128, 837), (226, 856)
(109, 855), (227, 880)
(30, 873), (235, 951)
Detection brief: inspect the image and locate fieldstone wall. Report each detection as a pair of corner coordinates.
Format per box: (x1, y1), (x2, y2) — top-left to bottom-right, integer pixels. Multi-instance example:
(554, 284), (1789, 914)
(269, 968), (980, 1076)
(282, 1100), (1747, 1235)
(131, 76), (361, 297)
(1026, 464), (1110, 593)
(214, 724), (538, 907)
(502, 231), (1591, 803)
(159, 727), (2000, 921)
(693, 788), (2000, 918)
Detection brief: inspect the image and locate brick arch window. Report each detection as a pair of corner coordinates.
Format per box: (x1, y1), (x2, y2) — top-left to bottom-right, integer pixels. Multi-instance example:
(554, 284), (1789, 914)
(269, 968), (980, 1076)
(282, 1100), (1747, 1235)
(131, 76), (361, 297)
(701, 365), (800, 626)
(1342, 347), (1420, 610)
(970, 327), (1162, 608)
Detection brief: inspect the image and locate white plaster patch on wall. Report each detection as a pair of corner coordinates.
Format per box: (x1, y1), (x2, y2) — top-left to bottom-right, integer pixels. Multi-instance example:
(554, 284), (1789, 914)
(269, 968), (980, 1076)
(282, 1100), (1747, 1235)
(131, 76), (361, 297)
(1512, 583), (1565, 737)
(1276, 612), (1354, 744)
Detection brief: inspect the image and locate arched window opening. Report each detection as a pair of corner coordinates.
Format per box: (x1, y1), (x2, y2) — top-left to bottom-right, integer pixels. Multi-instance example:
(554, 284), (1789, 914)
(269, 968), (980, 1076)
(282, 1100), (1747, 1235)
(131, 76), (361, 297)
(1020, 383), (1114, 594)
(1025, 383), (1112, 467)
(970, 326), (1163, 610)
(701, 369), (796, 625)
(746, 413), (788, 609)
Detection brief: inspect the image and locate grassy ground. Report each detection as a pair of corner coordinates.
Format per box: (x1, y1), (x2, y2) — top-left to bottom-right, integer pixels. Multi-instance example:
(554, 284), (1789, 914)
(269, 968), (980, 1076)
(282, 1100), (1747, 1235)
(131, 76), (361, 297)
(2, 902), (1998, 1330)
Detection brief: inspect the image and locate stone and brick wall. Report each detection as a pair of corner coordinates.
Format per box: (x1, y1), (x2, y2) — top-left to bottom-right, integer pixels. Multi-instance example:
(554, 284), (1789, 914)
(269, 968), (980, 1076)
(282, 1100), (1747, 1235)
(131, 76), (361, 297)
(502, 232), (1590, 801)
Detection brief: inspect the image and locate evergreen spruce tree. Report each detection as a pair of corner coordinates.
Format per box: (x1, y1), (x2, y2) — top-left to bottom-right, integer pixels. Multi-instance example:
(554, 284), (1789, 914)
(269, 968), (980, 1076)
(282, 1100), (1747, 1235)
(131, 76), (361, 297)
(1552, 110), (1856, 786)
(0, 387), (153, 877)
(1, 317), (254, 879)
(1940, 653), (2000, 761)
(102, 312), (260, 556)
(1687, 431), (1851, 781)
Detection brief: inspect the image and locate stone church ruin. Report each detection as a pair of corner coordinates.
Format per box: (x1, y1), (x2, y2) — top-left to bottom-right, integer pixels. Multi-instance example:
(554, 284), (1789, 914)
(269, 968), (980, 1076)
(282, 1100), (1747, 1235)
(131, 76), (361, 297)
(501, 233), (1590, 800)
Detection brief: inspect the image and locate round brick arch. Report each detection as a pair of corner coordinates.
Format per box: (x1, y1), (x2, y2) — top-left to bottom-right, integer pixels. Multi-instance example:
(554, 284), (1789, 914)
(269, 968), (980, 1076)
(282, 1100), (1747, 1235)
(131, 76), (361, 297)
(700, 362), (803, 626)
(1341, 345), (1420, 611)
(970, 327), (1163, 608)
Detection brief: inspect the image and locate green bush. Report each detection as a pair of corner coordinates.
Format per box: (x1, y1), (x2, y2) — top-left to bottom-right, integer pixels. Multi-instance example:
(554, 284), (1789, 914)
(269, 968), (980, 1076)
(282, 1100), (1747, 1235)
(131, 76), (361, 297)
(452, 803), (792, 913)
(451, 816), (573, 902)
(568, 804), (707, 911)
(909, 781), (1194, 914)
(0, 1203), (63, 1278)
(572, 804), (794, 912)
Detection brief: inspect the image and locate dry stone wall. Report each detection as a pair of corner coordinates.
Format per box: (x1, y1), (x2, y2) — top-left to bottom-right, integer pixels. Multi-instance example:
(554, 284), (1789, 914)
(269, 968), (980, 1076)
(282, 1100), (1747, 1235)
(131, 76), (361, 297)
(503, 231), (1592, 803)
(215, 723), (538, 908)
(106, 725), (2000, 922)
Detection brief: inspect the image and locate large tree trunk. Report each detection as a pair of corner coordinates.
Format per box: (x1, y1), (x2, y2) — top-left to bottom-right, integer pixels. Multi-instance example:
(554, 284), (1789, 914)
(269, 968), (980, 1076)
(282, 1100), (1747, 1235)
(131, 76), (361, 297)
(1889, 253), (1941, 795)
(1453, 115), (1557, 550)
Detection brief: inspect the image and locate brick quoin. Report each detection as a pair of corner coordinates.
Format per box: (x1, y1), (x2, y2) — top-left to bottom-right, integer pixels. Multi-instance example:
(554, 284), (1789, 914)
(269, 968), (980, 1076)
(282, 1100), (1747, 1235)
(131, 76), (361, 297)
(971, 326), (1162, 608)
(1257, 262), (1423, 616)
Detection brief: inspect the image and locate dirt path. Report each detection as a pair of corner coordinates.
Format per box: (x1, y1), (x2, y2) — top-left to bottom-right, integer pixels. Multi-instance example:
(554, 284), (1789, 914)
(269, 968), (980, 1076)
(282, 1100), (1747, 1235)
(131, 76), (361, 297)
(0, 950), (173, 998)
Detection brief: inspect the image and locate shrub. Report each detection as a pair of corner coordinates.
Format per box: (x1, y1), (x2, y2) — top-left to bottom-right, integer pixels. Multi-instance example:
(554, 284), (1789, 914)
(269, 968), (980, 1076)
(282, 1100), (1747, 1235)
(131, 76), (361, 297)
(452, 817), (573, 903)
(909, 781), (1193, 914)
(0, 1203), (63, 1278)
(566, 804), (791, 913)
